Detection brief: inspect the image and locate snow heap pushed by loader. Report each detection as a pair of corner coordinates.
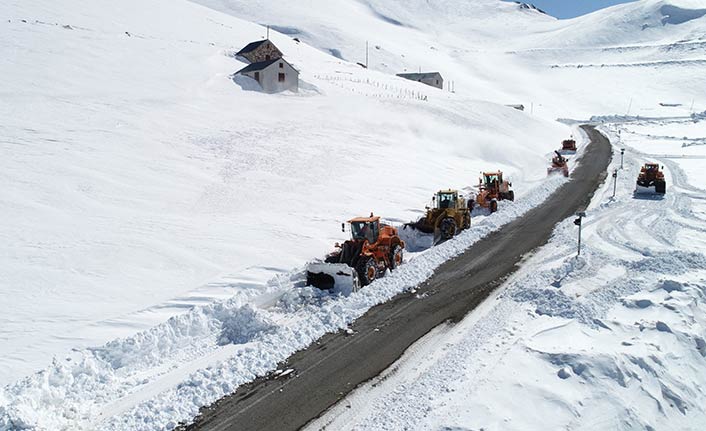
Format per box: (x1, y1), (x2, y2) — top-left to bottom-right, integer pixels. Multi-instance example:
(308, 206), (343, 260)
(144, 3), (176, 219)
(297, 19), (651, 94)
(405, 189), (472, 243)
(307, 215), (405, 292)
(635, 163), (666, 194)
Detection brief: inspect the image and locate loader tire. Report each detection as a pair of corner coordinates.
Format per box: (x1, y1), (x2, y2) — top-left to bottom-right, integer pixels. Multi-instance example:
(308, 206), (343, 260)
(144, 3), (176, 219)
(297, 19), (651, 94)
(490, 199), (498, 213)
(389, 244), (403, 270)
(656, 181), (666, 194)
(440, 218), (457, 240)
(506, 190), (515, 201)
(463, 212), (471, 230)
(357, 257), (377, 287)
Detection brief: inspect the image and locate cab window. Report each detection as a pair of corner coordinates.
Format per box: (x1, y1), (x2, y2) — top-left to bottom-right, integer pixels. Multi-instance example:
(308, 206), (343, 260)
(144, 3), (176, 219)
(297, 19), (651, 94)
(484, 175), (499, 186)
(437, 192), (456, 209)
(351, 221), (378, 243)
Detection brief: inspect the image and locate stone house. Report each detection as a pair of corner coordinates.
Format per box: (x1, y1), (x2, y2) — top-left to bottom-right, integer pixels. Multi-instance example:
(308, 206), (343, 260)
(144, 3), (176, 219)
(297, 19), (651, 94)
(235, 58), (299, 93)
(396, 72), (444, 89)
(236, 39), (283, 64)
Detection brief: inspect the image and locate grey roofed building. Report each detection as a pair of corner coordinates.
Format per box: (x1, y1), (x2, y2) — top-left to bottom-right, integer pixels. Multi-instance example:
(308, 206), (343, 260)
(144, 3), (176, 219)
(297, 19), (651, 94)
(235, 57), (299, 93)
(235, 39), (283, 64)
(396, 72), (443, 89)
(235, 58), (281, 74)
(237, 40), (268, 55)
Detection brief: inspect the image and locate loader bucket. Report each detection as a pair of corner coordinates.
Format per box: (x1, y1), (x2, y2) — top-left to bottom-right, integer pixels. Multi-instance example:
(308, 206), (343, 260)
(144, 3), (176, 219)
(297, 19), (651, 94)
(403, 218), (434, 234)
(306, 262), (361, 294)
(635, 184), (657, 194)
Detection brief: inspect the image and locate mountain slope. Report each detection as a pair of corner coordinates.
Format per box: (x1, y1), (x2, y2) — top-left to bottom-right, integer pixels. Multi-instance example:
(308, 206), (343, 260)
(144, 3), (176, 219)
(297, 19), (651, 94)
(194, 0), (706, 118)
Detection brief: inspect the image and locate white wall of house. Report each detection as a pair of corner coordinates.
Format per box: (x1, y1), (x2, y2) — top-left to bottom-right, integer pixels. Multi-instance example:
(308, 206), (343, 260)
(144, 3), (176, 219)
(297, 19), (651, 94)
(243, 60), (298, 93)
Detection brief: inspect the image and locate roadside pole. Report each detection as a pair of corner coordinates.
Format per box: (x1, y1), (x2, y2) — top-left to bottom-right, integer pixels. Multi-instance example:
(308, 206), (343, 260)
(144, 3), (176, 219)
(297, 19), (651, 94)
(612, 169), (618, 198)
(620, 148), (625, 169)
(574, 212), (585, 256)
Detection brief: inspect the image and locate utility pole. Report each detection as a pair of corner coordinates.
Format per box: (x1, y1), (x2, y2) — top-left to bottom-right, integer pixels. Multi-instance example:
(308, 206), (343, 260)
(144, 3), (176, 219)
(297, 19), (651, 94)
(365, 40), (369, 68)
(266, 25), (270, 39)
(574, 212), (586, 256)
(612, 169), (618, 198)
(626, 97), (633, 116)
(690, 98), (695, 114)
(620, 148), (625, 169)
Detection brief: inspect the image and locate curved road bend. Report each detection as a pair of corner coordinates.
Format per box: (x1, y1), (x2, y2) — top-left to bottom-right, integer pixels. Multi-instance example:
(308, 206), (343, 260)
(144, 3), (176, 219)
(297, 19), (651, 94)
(185, 125), (613, 431)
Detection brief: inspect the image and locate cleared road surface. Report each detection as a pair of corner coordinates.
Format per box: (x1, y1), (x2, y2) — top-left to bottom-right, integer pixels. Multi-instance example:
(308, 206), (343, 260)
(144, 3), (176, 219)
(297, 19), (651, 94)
(185, 125), (613, 431)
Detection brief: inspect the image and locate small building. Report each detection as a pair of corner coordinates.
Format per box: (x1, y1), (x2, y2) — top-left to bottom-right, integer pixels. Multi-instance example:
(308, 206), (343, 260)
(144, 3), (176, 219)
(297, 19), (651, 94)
(236, 39), (283, 64)
(506, 104), (525, 111)
(235, 58), (299, 93)
(396, 72), (443, 89)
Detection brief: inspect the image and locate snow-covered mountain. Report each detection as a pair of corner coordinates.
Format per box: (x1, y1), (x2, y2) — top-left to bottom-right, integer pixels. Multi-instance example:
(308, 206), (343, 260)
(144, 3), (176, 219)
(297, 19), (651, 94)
(1, 0), (705, 429)
(195, 0), (706, 118)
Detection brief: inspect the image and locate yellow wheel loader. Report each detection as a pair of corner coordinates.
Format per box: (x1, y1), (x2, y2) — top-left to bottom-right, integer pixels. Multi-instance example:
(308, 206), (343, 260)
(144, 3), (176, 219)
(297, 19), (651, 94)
(405, 190), (472, 243)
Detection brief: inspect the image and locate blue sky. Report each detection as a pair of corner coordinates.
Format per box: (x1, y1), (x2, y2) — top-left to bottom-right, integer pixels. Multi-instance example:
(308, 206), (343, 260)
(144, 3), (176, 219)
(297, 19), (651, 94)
(509, 0), (639, 19)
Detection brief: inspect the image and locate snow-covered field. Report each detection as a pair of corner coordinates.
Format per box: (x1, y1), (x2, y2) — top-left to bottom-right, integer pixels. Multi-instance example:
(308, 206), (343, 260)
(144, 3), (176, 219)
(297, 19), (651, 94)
(1, 0), (706, 429)
(308, 118), (706, 431)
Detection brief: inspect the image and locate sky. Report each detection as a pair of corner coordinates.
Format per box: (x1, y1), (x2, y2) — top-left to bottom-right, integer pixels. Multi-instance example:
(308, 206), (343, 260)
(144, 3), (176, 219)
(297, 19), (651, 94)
(509, 0), (639, 19)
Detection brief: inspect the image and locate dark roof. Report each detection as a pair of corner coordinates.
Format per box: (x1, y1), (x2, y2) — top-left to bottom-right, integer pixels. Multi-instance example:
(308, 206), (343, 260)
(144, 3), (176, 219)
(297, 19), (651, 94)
(236, 39), (269, 55)
(396, 72), (442, 80)
(235, 58), (298, 75)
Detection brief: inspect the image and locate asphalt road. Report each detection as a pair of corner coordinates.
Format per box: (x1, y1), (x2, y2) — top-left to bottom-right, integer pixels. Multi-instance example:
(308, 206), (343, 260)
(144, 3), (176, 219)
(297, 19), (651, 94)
(185, 125), (613, 431)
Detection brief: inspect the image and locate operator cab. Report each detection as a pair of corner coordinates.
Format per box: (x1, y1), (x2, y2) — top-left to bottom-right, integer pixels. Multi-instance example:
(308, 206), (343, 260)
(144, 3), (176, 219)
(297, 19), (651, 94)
(483, 173), (500, 188)
(350, 219), (379, 243)
(436, 191), (457, 209)
(645, 163), (658, 171)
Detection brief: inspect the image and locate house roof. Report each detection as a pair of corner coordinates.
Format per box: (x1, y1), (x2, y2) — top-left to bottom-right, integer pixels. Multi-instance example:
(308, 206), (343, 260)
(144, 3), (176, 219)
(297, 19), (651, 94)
(396, 72), (442, 80)
(236, 39), (271, 55)
(235, 57), (298, 75)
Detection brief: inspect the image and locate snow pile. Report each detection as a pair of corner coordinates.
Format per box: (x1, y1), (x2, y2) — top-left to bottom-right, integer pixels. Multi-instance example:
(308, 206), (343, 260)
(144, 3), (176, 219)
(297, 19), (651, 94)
(218, 304), (276, 345)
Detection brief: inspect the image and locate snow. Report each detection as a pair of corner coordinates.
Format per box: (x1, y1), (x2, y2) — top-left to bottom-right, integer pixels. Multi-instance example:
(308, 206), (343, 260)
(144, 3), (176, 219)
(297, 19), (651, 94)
(2, 0), (706, 429)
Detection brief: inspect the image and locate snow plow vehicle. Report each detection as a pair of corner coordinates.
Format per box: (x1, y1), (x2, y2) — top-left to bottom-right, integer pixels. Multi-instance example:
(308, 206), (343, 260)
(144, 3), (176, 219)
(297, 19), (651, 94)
(405, 189), (472, 243)
(561, 138), (577, 153)
(471, 171), (514, 213)
(635, 163), (666, 194)
(306, 215), (405, 292)
(547, 151), (569, 177)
